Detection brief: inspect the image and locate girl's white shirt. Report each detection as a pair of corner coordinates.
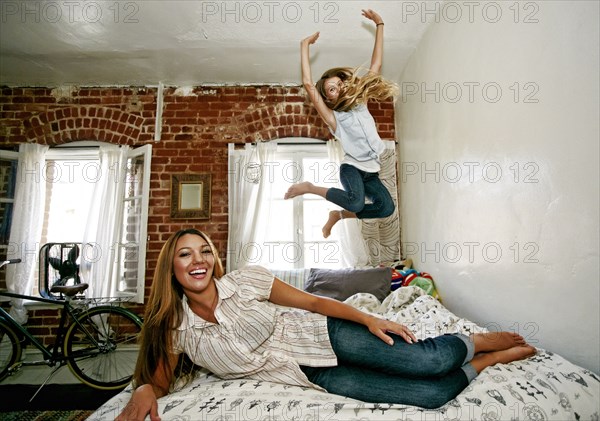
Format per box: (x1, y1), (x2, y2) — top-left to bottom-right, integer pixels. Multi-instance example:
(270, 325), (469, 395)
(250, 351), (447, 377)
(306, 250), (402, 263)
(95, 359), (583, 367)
(331, 103), (386, 173)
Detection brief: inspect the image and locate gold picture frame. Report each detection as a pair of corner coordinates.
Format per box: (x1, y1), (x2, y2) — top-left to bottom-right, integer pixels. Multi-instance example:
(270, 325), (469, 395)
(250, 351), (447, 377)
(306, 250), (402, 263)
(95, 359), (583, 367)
(170, 173), (212, 219)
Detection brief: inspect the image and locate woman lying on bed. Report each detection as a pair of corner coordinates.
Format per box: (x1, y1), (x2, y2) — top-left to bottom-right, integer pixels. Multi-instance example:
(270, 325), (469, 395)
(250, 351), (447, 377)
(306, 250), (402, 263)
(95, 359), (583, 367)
(116, 228), (535, 421)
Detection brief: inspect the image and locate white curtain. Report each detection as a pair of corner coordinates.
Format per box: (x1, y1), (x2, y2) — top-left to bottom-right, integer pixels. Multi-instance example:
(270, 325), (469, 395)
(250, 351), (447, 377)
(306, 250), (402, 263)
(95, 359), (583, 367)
(81, 144), (129, 298)
(326, 140), (370, 267)
(359, 141), (401, 266)
(6, 143), (49, 324)
(227, 142), (276, 272)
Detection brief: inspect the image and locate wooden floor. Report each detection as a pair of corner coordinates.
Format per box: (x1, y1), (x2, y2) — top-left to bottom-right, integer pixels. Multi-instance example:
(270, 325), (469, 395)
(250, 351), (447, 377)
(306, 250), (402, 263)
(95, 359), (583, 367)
(0, 348), (124, 411)
(1, 348), (82, 386)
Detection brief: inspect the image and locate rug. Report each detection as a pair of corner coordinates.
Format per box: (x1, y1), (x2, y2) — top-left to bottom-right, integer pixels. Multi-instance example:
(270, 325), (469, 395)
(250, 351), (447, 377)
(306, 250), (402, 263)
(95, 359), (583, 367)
(0, 384), (122, 412)
(0, 410), (93, 420)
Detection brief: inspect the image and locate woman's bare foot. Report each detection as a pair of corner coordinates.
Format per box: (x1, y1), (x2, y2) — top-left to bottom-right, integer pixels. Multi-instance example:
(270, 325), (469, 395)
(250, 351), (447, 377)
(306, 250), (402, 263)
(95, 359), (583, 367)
(322, 210), (342, 238)
(471, 331), (526, 353)
(470, 345), (537, 373)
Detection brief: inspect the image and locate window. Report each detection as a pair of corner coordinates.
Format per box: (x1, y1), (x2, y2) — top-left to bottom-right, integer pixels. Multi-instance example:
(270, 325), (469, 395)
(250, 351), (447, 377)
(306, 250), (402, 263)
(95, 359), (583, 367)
(0, 151), (18, 255)
(229, 142), (343, 270)
(265, 146), (342, 269)
(0, 143), (152, 302)
(43, 149), (97, 245)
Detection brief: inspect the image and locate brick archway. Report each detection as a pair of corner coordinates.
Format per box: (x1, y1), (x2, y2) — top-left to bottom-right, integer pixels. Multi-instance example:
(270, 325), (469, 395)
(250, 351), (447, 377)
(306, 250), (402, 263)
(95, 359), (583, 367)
(222, 103), (331, 143)
(23, 107), (147, 145)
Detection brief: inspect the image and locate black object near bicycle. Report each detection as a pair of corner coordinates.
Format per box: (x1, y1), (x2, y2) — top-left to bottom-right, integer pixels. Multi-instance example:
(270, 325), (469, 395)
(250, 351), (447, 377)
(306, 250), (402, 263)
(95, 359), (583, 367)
(39, 242), (83, 299)
(0, 258), (142, 401)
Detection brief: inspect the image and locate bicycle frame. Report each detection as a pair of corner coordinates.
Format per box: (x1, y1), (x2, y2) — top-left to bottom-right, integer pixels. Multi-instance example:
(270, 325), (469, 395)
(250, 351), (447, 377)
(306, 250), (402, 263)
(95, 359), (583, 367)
(0, 290), (100, 364)
(1, 258), (143, 393)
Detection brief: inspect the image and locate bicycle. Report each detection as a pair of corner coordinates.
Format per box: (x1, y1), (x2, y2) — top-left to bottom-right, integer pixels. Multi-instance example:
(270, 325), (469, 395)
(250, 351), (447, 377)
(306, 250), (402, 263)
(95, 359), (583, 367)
(0, 258), (143, 400)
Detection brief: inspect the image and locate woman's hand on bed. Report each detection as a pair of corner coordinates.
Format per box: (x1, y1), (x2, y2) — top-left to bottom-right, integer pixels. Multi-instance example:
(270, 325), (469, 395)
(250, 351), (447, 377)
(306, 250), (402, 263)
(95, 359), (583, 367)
(367, 316), (417, 345)
(115, 384), (161, 421)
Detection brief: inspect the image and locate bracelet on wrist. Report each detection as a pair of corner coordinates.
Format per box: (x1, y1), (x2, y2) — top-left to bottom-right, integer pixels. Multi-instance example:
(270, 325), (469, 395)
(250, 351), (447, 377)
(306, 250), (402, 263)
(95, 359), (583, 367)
(376, 22), (384, 26)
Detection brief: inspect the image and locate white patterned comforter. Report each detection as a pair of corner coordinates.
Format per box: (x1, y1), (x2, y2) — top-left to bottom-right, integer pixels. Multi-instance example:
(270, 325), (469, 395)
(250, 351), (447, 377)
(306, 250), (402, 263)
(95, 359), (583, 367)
(90, 287), (599, 420)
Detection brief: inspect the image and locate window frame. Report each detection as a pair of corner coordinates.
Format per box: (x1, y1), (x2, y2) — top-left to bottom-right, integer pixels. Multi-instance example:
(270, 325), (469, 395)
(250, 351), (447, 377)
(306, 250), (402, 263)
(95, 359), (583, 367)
(256, 141), (342, 270)
(114, 144), (152, 303)
(0, 142), (152, 303)
(0, 150), (19, 256)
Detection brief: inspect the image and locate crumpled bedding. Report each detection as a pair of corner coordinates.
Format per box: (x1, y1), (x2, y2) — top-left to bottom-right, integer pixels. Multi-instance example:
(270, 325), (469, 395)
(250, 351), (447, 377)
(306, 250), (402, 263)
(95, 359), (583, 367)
(346, 286), (486, 339)
(90, 287), (599, 420)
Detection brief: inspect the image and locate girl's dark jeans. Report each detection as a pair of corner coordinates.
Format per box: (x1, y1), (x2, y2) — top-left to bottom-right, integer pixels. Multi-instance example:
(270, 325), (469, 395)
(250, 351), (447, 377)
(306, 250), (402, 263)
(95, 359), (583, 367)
(325, 164), (395, 219)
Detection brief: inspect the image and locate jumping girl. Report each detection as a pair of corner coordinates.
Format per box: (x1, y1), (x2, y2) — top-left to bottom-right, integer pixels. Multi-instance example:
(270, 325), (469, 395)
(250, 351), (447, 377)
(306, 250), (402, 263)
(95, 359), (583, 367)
(285, 9), (398, 238)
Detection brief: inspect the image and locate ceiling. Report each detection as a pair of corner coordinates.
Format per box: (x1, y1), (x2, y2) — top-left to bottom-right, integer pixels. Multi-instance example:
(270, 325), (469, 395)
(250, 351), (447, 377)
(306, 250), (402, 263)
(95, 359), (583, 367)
(0, 1), (433, 87)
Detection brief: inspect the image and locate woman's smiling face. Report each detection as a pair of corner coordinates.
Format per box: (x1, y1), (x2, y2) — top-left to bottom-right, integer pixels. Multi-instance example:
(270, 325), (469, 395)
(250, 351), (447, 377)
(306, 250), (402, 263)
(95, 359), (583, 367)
(172, 233), (215, 295)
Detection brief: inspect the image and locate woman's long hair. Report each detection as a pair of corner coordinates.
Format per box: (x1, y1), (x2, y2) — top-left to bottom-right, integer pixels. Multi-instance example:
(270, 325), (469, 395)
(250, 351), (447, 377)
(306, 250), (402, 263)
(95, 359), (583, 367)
(132, 228), (225, 390)
(315, 67), (399, 112)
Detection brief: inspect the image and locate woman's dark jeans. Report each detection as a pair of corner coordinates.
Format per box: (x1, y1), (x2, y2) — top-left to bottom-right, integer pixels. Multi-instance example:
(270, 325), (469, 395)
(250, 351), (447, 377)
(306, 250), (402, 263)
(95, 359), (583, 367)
(325, 164), (395, 219)
(300, 317), (476, 409)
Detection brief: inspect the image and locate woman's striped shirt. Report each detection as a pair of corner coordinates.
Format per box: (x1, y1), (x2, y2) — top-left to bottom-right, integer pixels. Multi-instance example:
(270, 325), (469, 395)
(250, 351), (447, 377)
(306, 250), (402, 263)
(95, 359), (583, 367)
(173, 265), (337, 389)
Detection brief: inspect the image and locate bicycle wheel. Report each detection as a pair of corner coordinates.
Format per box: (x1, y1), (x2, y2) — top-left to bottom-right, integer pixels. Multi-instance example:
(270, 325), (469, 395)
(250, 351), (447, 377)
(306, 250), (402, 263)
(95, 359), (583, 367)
(63, 306), (142, 390)
(0, 319), (22, 381)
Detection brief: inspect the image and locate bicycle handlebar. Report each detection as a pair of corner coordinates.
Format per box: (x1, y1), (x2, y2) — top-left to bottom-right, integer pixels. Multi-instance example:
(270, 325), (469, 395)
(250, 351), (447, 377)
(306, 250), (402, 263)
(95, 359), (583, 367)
(0, 258), (21, 269)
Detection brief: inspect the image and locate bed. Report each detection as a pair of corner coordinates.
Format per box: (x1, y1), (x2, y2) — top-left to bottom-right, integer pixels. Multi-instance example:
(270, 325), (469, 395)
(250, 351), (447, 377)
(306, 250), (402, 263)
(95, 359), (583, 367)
(90, 268), (599, 420)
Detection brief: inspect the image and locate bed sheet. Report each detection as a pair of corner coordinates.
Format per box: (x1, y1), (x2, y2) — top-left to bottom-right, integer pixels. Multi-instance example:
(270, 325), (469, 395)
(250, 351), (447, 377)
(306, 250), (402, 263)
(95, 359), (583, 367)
(90, 287), (599, 420)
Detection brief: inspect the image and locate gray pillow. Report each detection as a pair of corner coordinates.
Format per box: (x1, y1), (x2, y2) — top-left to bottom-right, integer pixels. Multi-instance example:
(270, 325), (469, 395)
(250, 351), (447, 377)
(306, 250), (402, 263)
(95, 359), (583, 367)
(304, 267), (392, 302)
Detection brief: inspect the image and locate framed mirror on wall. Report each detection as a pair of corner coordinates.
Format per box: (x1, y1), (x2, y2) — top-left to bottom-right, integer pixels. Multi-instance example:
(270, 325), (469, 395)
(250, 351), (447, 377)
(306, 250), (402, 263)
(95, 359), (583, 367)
(170, 173), (211, 219)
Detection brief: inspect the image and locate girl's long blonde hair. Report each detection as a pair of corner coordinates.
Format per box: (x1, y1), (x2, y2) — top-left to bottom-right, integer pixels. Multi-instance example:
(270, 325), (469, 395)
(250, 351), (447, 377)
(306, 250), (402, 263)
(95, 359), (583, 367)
(132, 229), (225, 390)
(315, 67), (399, 112)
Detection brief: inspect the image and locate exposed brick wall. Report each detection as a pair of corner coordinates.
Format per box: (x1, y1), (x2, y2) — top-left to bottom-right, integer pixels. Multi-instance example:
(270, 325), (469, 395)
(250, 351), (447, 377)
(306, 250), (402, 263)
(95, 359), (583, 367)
(0, 85), (396, 344)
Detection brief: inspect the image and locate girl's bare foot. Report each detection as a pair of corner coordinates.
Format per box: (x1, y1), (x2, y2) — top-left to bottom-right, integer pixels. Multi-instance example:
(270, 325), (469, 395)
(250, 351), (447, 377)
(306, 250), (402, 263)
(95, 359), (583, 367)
(471, 331), (526, 353)
(470, 345), (537, 373)
(285, 181), (314, 199)
(322, 210), (342, 238)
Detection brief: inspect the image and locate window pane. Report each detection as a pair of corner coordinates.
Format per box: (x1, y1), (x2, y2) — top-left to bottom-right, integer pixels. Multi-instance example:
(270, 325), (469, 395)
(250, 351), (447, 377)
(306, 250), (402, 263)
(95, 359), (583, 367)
(121, 198), (141, 244)
(268, 241), (302, 270)
(270, 159), (295, 197)
(0, 202), (13, 244)
(0, 159), (16, 199)
(119, 196), (141, 294)
(266, 199), (294, 241)
(125, 155), (144, 199)
(45, 160), (96, 243)
(303, 158), (339, 187)
(116, 244), (139, 294)
(0, 159), (16, 244)
(303, 200), (335, 241)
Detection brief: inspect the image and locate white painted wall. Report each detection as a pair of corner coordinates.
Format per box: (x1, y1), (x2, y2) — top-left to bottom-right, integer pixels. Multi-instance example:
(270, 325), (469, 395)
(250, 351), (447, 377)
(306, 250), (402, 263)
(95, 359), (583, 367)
(397, 1), (599, 372)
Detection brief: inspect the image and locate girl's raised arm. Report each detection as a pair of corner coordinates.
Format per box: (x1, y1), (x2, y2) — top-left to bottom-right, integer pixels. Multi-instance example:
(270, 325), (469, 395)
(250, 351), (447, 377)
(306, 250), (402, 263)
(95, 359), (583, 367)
(301, 32), (336, 129)
(362, 9), (384, 74)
